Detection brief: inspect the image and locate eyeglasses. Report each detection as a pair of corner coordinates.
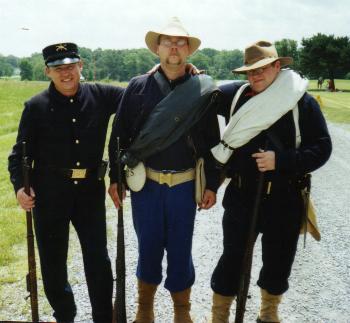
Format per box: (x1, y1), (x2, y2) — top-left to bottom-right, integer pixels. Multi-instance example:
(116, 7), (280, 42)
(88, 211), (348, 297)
(160, 38), (188, 48)
(52, 64), (77, 72)
(246, 64), (272, 76)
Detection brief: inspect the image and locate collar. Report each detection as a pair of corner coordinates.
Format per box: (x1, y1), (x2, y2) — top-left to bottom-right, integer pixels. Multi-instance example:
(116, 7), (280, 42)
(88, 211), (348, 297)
(244, 88), (257, 97)
(49, 82), (83, 104)
(158, 66), (190, 89)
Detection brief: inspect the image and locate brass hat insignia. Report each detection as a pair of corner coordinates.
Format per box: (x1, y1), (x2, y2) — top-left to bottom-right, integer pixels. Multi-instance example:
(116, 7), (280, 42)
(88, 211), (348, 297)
(55, 44), (68, 51)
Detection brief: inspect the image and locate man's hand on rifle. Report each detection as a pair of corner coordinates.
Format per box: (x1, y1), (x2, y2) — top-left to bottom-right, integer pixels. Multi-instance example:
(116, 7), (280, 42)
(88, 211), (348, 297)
(198, 189), (216, 210)
(252, 149), (276, 172)
(17, 187), (35, 211)
(108, 183), (126, 209)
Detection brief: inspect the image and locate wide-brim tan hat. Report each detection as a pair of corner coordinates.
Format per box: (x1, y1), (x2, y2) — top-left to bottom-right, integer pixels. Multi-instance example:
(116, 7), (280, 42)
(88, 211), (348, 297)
(145, 17), (201, 56)
(233, 40), (293, 74)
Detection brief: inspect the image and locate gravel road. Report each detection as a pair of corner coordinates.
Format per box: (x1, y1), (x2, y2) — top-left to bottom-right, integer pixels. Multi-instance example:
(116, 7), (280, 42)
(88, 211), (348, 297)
(1, 123), (349, 323)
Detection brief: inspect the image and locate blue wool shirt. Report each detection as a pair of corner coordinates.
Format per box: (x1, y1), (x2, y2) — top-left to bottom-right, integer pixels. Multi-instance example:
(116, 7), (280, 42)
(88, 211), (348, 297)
(109, 69), (221, 192)
(9, 82), (124, 193)
(218, 81), (332, 197)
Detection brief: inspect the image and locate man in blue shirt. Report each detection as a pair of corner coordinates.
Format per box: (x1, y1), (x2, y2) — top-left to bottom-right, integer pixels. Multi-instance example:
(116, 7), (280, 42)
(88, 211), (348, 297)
(108, 17), (221, 323)
(210, 41), (332, 323)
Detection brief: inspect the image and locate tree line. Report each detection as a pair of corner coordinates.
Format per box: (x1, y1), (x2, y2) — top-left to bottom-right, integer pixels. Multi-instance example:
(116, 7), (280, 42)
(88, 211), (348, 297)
(1, 34), (349, 82)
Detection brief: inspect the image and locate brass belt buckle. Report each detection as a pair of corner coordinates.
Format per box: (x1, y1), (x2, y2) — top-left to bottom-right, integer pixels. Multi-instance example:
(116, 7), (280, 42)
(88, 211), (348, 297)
(159, 172), (172, 186)
(71, 168), (87, 179)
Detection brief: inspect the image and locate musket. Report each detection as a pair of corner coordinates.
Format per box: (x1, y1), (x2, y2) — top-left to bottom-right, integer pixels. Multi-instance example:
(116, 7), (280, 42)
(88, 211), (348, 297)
(112, 137), (127, 323)
(301, 173), (311, 248)
(235, 141), (268, 323)
(22, 141), (39, 322)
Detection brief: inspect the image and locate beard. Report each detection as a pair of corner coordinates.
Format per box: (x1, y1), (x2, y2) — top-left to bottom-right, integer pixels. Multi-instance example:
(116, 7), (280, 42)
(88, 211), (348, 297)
(166, 54), (183, 66)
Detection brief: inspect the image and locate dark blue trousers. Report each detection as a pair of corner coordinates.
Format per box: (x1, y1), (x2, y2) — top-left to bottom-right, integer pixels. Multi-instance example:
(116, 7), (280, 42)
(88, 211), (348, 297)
(131, 179), (196, 292)
(33, 177), (113, 322)
(211, 182), (303, 296)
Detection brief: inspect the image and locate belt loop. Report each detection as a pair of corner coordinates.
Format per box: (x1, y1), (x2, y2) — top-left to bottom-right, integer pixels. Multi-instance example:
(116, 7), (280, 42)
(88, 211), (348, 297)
(266, 181), (272, 194)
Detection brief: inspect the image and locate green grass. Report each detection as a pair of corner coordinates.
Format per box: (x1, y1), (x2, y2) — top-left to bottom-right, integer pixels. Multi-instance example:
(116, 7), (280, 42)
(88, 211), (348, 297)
(309, 79), (350, 91)
(308, 79), (350, 123)
(0, 80), (48, 136)
(0, 81), (48, 283)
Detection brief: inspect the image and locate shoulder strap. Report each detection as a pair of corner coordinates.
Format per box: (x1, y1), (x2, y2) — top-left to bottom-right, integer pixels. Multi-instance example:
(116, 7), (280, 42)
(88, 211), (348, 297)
(266, 105), (300, 151)
(154, 71), (171, 96)
(229, 83), (250, 117)
(229, 83), (301, 149)
(293, 103), (301, 148)
(124, 75), (218, 166)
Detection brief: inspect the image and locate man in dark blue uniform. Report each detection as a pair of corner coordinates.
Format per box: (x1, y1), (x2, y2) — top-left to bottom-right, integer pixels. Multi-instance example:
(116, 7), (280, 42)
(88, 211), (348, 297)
(209, 41), (332, 322)
(108, 17), (221, 323)
(8, 43), (124, 323)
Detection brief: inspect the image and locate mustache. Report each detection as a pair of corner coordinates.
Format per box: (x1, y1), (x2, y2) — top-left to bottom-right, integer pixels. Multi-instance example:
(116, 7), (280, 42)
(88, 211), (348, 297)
(169, 49), (179, 54)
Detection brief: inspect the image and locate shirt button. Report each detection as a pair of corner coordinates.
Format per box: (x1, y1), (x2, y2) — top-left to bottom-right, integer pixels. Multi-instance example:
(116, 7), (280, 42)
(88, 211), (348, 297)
(75, 139), (80, 144)
(76, 162), (80, 166)
(72, 118), (76, 123)
(70, 99), (74, 103)
(73, 180), (78, 185)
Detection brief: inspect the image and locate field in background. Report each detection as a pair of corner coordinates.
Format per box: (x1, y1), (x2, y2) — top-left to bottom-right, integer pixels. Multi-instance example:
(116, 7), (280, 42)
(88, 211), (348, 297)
(0, 78), (349, 294)
(308, 79), (350, 123)
(0, 81), (48, 287)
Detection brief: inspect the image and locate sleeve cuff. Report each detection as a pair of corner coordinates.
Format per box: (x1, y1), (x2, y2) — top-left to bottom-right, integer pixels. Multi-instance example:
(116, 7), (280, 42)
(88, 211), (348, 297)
(275, 150), (297, 173)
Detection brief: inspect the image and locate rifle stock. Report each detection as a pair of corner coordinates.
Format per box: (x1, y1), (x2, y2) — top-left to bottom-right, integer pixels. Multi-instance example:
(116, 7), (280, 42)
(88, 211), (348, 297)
(235, 141), (268, 323)
(22, 142), (39, 322)
(112, 138), (127, 323)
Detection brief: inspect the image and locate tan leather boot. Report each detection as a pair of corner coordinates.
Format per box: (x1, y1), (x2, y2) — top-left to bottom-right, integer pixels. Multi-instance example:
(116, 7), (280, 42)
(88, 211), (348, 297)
(211, 292), (235, 323)
(171, 288), (193, 323)
(134, 279), (157, 323)
(256, 289), (282, 323)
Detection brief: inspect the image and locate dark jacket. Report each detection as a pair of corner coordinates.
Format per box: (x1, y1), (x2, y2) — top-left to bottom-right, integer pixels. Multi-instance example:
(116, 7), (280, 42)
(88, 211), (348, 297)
(218, 81), (332, 204)
(8, 82), (124, 193)
(109, 71), (221, 192)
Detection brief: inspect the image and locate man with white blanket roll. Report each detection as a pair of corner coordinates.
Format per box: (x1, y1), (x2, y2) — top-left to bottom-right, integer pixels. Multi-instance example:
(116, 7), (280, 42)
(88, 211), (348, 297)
(210, 41), (332, 323)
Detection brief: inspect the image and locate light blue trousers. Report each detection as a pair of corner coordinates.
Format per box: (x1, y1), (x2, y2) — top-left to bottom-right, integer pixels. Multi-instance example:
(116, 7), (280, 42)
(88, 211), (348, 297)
(131, 179), (196, 292)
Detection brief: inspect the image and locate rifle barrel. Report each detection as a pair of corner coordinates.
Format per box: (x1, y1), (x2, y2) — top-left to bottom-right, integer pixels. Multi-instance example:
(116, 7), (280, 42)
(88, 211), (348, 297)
(22, 142), (39, 322)
(113, 138), (127, 323)
(235, 141), (268, 323)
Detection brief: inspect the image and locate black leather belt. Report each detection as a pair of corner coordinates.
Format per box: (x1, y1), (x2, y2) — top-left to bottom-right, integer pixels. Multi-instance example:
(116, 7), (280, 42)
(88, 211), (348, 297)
(230, 173), (272, 195)
(230, 173), (310, 195)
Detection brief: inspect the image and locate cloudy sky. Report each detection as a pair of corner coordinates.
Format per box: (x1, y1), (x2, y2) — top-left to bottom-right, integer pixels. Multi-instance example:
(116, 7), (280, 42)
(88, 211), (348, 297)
(1, 0), (349, 57)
